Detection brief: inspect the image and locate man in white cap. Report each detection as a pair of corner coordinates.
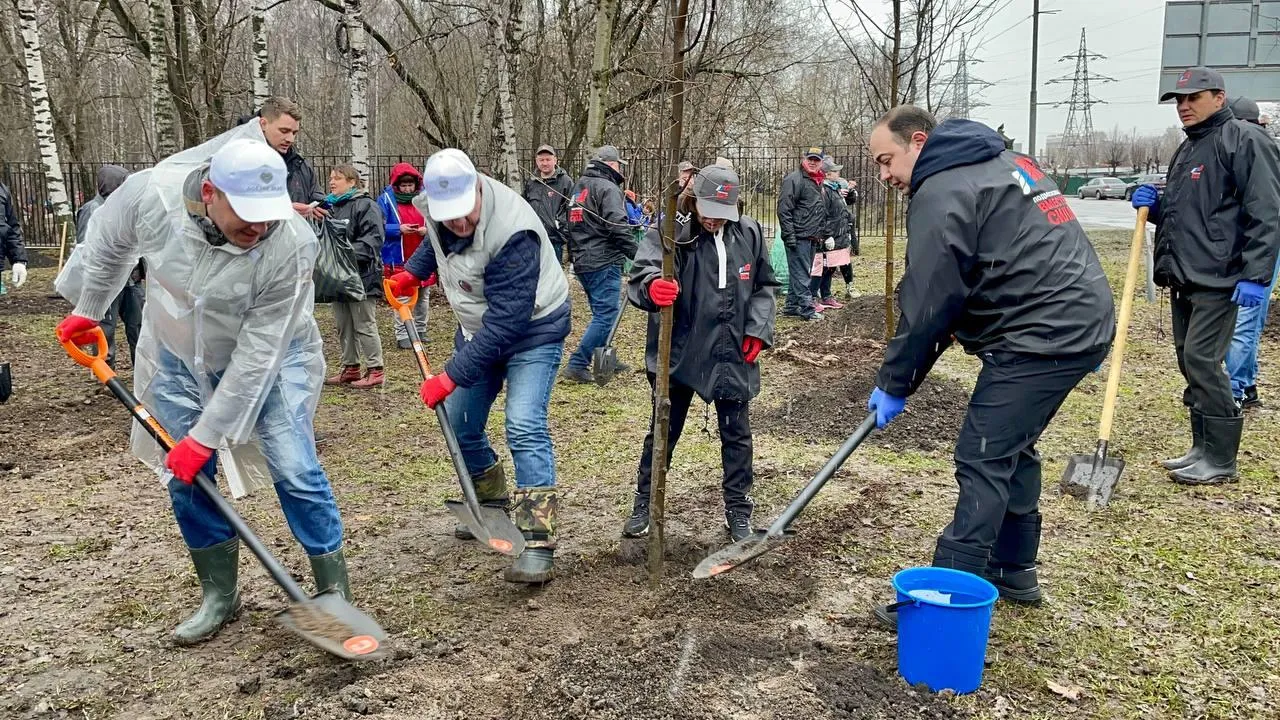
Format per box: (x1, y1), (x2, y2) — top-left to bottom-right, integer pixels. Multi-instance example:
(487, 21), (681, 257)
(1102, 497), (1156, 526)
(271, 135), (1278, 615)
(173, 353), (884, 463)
(54, 128), (351, 646)
(388, 148), (571, 584)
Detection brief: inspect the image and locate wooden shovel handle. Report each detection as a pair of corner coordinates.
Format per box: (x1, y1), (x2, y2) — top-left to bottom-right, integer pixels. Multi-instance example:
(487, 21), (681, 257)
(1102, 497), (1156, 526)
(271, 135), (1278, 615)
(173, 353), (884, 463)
(1098, 207), (1148, 442)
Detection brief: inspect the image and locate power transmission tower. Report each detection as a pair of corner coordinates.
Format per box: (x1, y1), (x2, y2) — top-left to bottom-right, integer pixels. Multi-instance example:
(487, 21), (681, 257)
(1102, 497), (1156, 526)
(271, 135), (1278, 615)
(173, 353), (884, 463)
(1047, 28), (1112, 168)
(952, 37), (991, 119)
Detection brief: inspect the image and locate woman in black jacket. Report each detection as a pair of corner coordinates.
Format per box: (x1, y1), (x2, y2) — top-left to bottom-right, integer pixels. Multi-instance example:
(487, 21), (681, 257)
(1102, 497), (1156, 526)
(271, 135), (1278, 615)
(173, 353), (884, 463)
(621, 165), (780, 542)
(322, 165), (387, 389)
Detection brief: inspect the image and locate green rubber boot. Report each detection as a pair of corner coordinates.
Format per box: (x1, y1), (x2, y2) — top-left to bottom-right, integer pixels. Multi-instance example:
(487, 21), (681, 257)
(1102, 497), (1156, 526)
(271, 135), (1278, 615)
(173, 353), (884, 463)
(173, 537), (241, 646)
(504, 487), (557, 584)
(309, 546), (352, 602)
(455, 462), (510, 540)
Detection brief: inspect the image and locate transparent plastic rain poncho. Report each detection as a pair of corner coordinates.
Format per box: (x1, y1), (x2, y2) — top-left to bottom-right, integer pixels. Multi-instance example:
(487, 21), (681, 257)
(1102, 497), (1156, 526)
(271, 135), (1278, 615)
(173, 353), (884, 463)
(55, 121), (323, 498)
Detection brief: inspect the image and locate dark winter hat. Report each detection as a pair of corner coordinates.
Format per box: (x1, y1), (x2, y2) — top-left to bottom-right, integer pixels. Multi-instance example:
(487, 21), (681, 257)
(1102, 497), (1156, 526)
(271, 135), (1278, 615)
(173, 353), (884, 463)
(1161, 66), (1225, 101)
(1228, 96), (1261, 123)
(536, 144), (557, 156)
(691, 165), (741, 222)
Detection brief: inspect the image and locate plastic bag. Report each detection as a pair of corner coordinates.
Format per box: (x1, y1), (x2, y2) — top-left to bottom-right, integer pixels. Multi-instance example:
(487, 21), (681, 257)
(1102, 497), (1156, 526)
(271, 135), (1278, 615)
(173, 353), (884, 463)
(312, 217), (365, 303)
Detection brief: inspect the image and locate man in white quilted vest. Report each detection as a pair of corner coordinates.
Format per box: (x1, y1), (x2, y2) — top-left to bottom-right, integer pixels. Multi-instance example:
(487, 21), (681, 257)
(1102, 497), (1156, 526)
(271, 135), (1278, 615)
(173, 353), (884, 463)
(52, 126), (351, 646)
(387, 149), (571, 583)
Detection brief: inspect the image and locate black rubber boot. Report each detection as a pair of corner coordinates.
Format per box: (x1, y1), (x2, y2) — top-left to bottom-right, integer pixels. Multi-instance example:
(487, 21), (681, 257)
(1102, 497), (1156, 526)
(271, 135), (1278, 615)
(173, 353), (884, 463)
(987, 513), (1042, 604)
(874, 538), (991, 632)
(173, 537), (241, 646)
(504, 488), (557, 584)
(455, 463), (509, 540)
(1242, 386), (1261, 409)
(309, 546), (352, 602)
(1161, 411), (1205, 471)
(621, 493), (650, 538)
(1170, 414), (1242, 486)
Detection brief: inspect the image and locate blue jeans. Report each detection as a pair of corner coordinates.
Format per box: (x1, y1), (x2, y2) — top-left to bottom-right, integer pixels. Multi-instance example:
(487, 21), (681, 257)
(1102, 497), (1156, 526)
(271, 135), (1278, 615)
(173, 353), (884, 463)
(569, 265), (622, 371)
(444, 341), (562, 488)
(151, 346), (344, 555)
(1226, 261), (1280, 398)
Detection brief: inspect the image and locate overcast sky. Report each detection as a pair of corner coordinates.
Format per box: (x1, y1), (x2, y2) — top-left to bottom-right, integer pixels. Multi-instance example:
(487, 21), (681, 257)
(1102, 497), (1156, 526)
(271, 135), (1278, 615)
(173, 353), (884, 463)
(853, 0), (1275, 146)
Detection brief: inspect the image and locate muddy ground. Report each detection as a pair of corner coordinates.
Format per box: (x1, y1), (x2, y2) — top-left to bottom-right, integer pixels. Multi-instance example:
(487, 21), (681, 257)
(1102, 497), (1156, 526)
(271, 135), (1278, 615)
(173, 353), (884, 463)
(4, 252), (1278, 720)
(0, 271), (980, 720)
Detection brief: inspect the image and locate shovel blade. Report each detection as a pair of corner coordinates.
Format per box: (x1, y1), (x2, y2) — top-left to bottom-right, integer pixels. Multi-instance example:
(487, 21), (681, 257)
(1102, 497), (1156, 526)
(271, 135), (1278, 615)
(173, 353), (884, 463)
(691, 529), (794, 580)
(276, 591), (389, 662)
(592, 346), (617, 386)
(1060, 453), (1126, 507)
(444, 500), (526, 556)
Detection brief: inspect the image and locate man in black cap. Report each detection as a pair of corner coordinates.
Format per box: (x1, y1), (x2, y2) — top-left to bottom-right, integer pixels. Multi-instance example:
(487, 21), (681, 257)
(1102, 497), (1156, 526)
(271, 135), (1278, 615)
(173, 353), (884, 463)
(1132, 68), (1280, 485)
(777, 147), (828, 320)
(524, 145), (574, 264)
(563, 144), (638, 383)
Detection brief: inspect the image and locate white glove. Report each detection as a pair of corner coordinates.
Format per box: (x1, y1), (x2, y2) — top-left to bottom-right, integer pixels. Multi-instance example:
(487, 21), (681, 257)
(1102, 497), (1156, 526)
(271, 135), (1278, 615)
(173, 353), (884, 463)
(10, 262), (26, 288)
(824, 237), (835, 250)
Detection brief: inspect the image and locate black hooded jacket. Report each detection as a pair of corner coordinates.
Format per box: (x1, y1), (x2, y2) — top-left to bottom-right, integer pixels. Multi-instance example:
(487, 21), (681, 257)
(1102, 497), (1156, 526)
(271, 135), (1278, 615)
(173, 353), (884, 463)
(0, 181), (26, 268)
(523, 166), (574, 248)
(1149, 107), (1280, 291)
(324, 190), (386, 296)
(566, 161), (638, 272)
(877, 119), (1116, 397)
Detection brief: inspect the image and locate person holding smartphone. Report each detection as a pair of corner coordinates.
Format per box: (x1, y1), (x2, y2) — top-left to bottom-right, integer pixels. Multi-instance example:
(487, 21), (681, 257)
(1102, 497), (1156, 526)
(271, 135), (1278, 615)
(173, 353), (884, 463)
(377, 163), (431, 348)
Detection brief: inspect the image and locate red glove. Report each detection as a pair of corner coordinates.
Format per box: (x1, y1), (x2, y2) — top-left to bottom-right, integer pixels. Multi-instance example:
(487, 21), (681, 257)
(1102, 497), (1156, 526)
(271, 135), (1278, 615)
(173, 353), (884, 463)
(649, 278), (679, 307)
(419, 372), (457, 409)
(389, 270), (421, 297)
(742, 336), (764, 364)
(166, 436), (215, 484)
(56, 314), (99, 345)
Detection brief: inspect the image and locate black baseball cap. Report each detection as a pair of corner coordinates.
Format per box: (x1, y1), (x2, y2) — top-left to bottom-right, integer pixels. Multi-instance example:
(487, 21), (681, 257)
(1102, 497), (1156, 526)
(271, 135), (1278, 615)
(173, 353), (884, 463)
(1228, 96), (1261, 123)
(804, 146), (824, 160)
(1161, 66), (1226, 102)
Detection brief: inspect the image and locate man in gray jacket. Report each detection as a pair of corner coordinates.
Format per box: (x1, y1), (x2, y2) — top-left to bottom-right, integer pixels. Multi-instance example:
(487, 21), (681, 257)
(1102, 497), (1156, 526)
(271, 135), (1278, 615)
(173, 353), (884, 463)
(76, 165), (141, 370)
(563, 145), (638, 383)
(866, 106), (1115, 624)
(1132, 68), (1280, 485)
(777, 147), (828, 320)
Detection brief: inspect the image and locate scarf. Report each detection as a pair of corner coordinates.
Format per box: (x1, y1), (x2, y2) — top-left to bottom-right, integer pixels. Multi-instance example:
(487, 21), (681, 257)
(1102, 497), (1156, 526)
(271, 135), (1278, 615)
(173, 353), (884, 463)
(394, 190), (417, 204)
(325, 188), (358, 206)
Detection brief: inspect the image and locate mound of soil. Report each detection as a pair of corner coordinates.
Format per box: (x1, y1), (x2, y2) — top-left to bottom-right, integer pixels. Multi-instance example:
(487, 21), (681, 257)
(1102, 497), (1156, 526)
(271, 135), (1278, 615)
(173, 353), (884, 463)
(1266, 303), (1279, 341)
(810, 661), (966, 719)
(0, 292), (70, 316)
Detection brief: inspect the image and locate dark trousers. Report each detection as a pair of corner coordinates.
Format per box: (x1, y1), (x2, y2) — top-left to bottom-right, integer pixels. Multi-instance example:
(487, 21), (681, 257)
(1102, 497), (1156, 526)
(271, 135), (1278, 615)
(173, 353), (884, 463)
(1171, 289), (1239, 417)
(938, 347), (1109, 572)
(635, 376), (754, 514)
(784, 239), (816, 312)
(809, 267), (836, 299)
(840, 263), (853, 285)
(101, 282), (144, 369)
(551, 239), (565, 265)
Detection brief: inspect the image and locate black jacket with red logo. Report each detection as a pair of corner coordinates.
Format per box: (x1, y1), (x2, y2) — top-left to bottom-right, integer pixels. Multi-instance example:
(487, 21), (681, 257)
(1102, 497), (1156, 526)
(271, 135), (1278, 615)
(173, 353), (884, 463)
(628, 215), (779, 403)
(523, 166), (574, 249)
(877, 119), (1116, 397)
(566, 161), (638, 272)
(1150, 107), (1280, 291)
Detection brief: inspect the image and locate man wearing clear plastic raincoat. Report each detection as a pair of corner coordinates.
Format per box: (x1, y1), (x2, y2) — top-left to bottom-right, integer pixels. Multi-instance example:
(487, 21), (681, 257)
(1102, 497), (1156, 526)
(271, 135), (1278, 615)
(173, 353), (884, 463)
(53, 122), (349, 647)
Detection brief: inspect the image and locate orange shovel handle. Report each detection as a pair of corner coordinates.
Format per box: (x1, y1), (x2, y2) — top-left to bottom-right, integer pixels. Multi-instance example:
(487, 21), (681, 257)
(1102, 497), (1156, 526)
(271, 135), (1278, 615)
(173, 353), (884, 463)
(59, 327), (115, 384)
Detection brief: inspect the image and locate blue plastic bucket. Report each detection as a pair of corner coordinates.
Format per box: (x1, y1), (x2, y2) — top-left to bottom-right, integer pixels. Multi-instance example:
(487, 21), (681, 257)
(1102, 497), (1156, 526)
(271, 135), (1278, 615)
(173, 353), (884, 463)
(893, 567), (999, 694)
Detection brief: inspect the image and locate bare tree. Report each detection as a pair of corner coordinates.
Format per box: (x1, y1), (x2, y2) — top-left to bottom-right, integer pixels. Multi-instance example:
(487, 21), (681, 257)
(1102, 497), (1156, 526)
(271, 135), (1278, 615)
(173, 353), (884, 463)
(251, 0), (270, 109)
(15, 0), (73, 227)
(585, 0), (619, 150)
(343, 0), (370, 179)
(1102, 124), (1125, 175)
(149, 0), (178, 156)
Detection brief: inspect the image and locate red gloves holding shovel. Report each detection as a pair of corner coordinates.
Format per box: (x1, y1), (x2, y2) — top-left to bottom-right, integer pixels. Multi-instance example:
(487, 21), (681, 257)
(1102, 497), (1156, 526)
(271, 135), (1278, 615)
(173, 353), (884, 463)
(388, 270), (438, 297)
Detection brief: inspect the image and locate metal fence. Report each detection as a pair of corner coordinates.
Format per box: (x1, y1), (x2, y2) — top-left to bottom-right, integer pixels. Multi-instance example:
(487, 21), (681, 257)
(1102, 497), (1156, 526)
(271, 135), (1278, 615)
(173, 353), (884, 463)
(2, 145), (902, 249)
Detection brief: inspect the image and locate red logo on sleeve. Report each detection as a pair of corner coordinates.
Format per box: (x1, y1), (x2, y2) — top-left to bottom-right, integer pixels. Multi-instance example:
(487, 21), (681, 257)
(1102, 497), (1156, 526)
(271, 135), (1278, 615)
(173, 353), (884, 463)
(738, 263), (751, 280)
(568, 188), (589, 223)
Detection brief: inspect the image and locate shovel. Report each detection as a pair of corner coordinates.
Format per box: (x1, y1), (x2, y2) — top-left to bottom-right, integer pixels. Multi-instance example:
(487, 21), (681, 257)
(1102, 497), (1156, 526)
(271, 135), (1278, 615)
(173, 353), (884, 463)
(693, 412), (878, 579)
(60, 328), (387, 661)
(382, 280), (525, 557)
(1060, 206), (1148, 508)
(591, 281), (630, 386)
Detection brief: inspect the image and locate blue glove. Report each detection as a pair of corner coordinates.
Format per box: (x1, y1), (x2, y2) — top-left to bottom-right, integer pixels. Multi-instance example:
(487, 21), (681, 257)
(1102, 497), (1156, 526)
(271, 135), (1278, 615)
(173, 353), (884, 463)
(867, 387), (907, 429)
(1131, 184), (1159, 211)
(1232, 281), (1268, 308)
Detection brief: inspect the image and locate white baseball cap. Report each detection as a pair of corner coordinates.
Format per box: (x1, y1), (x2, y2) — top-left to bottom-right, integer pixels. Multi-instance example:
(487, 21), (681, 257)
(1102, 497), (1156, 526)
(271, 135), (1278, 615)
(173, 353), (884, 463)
(208, 139), (293, 223)
(423, 149), (479, 221)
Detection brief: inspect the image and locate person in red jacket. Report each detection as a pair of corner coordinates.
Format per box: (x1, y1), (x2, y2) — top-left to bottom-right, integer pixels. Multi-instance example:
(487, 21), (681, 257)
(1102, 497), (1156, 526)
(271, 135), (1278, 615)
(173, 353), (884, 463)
(377, 163), (431, 349)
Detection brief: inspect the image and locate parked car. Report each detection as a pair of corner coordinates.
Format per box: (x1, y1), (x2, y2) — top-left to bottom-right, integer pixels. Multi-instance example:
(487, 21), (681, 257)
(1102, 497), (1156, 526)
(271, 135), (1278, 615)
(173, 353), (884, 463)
(1124, 173), (1167, 201)
(1077, 177), (1128, 200)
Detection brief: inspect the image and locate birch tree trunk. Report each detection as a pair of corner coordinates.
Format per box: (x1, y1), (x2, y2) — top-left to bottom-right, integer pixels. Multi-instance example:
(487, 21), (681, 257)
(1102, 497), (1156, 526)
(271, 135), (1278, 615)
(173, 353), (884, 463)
(492, 0), (521, 189)
(584, 0), (617, 150)
(468, 51), (494, 147)
(149, 0), (178, 157)
(343, 0), (370, 181)
(16, 0), (73, 230)
(251, 0), (270, 109)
